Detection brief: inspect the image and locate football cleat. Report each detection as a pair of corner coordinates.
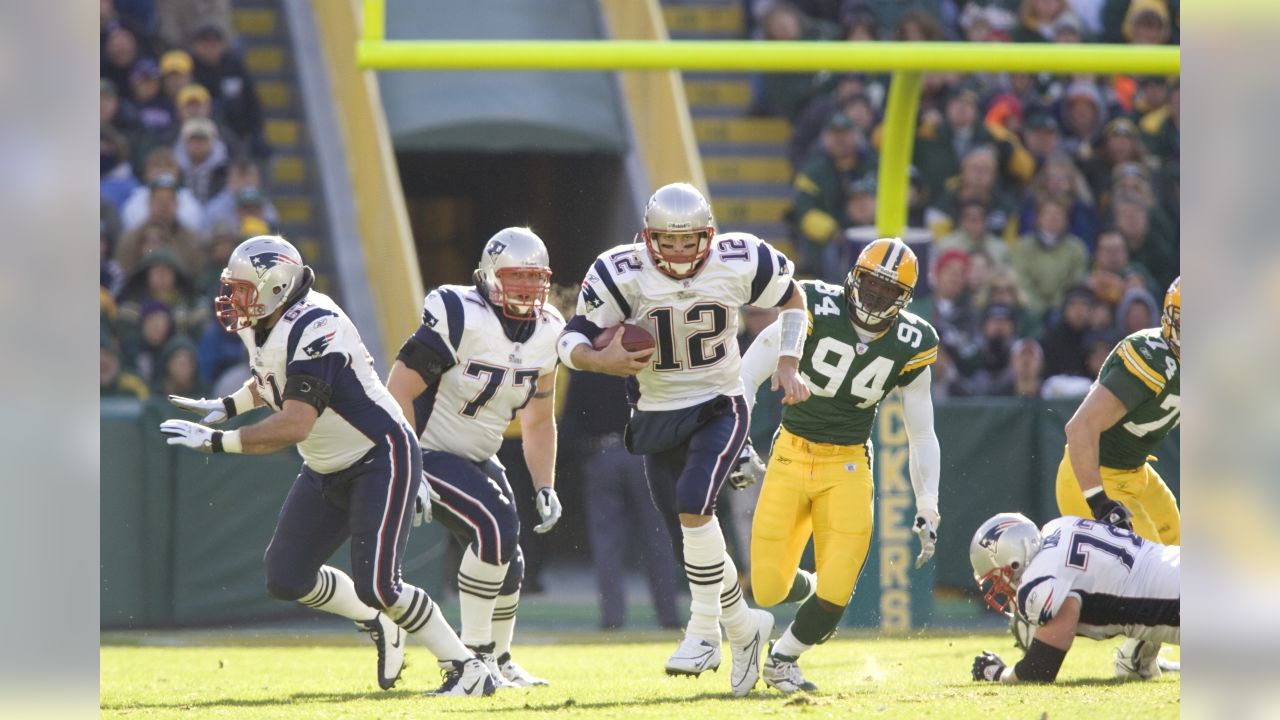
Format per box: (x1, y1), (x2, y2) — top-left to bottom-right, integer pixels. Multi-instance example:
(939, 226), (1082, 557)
(728, 609), (775, 696)
(428, 658), (496, 697)
(1157, 656), (1180, 673)
(468, 643), (519, 690)
(497, 652), (549, 687)
(355, 613), (405, 690)
(664, 636), (721, 677)
(1114, 638), (1162, 680)
(763, 643), (818, 694)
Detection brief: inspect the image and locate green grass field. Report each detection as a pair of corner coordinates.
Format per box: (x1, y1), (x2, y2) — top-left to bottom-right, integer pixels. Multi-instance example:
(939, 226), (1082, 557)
(101, 630), (1179, 719)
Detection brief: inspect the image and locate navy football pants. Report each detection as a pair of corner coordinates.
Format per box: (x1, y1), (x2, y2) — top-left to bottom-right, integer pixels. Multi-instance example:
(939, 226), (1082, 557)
(423, 450), (524, 595)
(263, 425), (421, 609)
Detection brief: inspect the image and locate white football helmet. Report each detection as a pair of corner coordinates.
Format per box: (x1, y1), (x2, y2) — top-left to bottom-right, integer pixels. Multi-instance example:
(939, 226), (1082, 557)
(473, 227), (552, 319)
(215, 235), (306, 332)
(969, 512), (1043, 615)
(642, 182), (715, 279)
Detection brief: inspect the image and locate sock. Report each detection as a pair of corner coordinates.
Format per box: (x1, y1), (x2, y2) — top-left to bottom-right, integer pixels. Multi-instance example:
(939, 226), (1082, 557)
(718, 551), (755, 644)
(492, 591), (519, 659)
(782, 569), (816, 604)
(298, 566), (378, 622)
(771, 626), (813, 659)
(457, 546), (507, 648)
(387, 584), (470, 662)
(681, 521), (727, 643)
(789, 594), (846, 646)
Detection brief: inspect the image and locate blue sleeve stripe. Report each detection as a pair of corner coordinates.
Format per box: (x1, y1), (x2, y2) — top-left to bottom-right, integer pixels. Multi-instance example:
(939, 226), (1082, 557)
(773, 281), (795, 308)
(438, 288), (465, 350)
(286, 308), (338, 359)
(286, 353), (348, 385)
(564, 315), (605, 341)
(592, 259), (632, 319)
(410, 323), (457, 363)
(1015, 575), (1053, 622)
(748, 241), (776, 306)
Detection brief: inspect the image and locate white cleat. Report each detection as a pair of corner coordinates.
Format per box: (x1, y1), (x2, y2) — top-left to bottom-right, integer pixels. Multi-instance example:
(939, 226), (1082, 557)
(428, 658), (496, 696)
(1114, 638), (1162, 680)
(763, 643), (818, 694)
(1157, 656), (1180, 673)
(469, 644), (519, 690)
(664, 636), (722, 677)
(498, 652), (549, 686)
(355, 613), (405, 690)
(728, 609), (775, 696)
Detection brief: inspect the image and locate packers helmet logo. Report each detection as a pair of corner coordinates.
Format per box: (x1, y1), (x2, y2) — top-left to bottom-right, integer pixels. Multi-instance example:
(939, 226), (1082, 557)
(486, 240), (508, 257)
(250, 251), (299, 278)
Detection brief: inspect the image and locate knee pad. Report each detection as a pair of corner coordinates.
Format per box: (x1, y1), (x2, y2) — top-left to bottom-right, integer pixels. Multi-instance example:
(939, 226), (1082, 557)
(500, 545), (525, 596)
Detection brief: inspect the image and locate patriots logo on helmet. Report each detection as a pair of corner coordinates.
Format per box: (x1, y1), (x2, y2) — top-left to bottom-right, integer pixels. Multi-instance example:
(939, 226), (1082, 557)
(581, 281), (605, 311)
(302, 331), (336, 358)
(978, 519), (1021, 550)
(250, 251), (300, 278)
(486, 240), (508, 257)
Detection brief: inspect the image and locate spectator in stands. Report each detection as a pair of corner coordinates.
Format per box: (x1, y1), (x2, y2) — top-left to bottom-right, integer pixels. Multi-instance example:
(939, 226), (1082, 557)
(117, 174), (205, 275)
(787, 80), (874, 170)
(976, 265), (1041, 337)
(1083, 117), (1148, 205)
(160, 50), (196, 108)
(1114, 285), (1159, 335)
(981, 93), (1038, 187)
(1128, 75), (1171, 123)
(156, 0), (235, 51)
(1142, 77), (1178, 160)
(930, 145), (1019, 241)
(583, 433), (680, 631)
(1020, 111), (1062, 170)
(937, 198), (1013, 269)
(1011, 0), (1083, 42)
(120, 300), (174, 385)
(1051, 11), (1088, 42)
(953, 303), (1019, 396)
(930, 249), (982, 372)
(1012, 196), (1089, 317)
(101, 78), (148, 170)
(190, 20), (266, 157)
(101, 218), (126, 298)
(915, 85), (987, 207)
(121, 147), (208, 237)
(958, 2), (1017, 42)
(1111, 188), (1177, 289)
(101, 126), (140, 214)
(1019, 152), (1099, 249)
(102, 21), (148, 103)
(1058, 80), (1109, 165)
(118, 247), (208, 339)
(129, 59), (177, 142)
(156, 335), (205, 397)
(789, 111), (867, 274)
(1084, 228), (1156, 308)
(101, 327), (149, 401)
(893, 8), (947, 41)
(206, 158), (280, 230)
(1011, 337), (1045, 397)
(750, 2), (840, 118)
(174, 117), (229, 204)
(1038, 284), (1096, 380)
(1122, 0), (1172, 44)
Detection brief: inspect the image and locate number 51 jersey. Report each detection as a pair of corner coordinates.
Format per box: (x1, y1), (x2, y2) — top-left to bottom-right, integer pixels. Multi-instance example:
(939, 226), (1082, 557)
(1017, 516), (1180, 643)
(568, 235), (795, 412)
(415, 285), (564, 463)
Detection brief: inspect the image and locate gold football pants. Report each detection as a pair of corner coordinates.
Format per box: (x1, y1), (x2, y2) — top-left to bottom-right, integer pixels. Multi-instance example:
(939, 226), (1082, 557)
(1055, 446), (1180, 545)
(750, 427), (873, 607)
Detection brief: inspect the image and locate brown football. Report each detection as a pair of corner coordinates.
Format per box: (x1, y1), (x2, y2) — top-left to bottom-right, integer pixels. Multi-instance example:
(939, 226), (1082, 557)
(592, 323), (657, 353)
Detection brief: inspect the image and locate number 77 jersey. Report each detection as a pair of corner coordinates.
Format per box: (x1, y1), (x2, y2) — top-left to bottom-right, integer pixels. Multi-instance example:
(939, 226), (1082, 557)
(783, 279), (939, 445)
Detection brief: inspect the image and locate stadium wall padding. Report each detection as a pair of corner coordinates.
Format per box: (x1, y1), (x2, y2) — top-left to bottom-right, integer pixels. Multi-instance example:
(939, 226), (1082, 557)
(101, 398), (1178, 629)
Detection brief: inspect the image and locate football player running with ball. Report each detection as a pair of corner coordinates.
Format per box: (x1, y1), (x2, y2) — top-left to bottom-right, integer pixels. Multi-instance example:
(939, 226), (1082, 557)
(1055, 276), (1180, 677)
(738, 238), (942, 693)
(969, 512), (1180, 683)
(558, 183), (810, 696)
(386, 228), (563, 690)
(161, 236), (493, 697)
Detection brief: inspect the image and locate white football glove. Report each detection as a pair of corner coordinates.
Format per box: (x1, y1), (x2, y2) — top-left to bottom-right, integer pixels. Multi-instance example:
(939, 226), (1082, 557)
(728, 440), (766, 490)
(412, 476), (441, 527)
(169, 395), (231, 424)
(160, 419), (217, 453)
(533, 487), (562, 534)
(913, 507), (940, 569)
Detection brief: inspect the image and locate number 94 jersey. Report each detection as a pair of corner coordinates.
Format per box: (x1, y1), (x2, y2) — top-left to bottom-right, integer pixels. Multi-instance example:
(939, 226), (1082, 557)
(570, 235), (795, 412)
(783, 280), (939, 445)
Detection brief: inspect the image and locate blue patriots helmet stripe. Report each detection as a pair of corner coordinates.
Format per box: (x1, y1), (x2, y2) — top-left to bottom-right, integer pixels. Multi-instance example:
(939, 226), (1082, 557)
(250, 251), (302, 278)
(303, 331), (337, 358)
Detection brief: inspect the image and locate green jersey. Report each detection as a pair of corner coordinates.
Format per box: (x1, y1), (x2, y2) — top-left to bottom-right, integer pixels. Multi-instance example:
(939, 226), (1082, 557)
(781, 280), (940, 445)
(1097, 327), (1181, 469)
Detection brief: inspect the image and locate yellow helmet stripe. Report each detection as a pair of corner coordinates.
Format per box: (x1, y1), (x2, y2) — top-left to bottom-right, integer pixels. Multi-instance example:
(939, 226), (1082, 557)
(1117, 342), (1165, 393)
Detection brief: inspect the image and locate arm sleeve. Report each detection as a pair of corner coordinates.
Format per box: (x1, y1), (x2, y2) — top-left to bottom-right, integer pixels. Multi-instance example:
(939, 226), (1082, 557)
(1101, 339), (1166, 408)
(396, 322), (457, 383)
(900, 367), (940, 512)
(745, 239), (797, 308)
(739, 321), (782, 415)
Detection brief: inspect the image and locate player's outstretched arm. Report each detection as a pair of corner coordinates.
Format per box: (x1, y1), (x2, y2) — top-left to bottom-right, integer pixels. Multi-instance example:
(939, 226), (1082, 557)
(901, 368), (941, 568)
(973, 598), (1078, 684)
(168, 378), (264, 424)
(161, 399), (318, 455)
(520, 372), (561, 533)
(770, 281), (810, 405)
(1065, 384), (1135, 528)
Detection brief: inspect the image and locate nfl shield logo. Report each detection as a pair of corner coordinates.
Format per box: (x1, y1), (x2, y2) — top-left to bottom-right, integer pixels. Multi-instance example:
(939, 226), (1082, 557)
(855, 343), (868, 355)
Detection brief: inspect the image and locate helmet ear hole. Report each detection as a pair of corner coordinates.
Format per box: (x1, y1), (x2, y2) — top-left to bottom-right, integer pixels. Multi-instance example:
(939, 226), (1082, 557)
(1010, 560), (1021, 571)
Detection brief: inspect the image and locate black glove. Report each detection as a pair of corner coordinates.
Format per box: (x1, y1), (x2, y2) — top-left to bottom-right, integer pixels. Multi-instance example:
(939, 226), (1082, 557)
(972, 651), (1007, 682)
(1085, 490), (1134, 531)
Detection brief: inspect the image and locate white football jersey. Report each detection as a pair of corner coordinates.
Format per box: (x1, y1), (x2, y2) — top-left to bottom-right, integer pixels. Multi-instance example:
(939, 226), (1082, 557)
(567, 235), (795, 411)
(239, 290), (410, 474)
(415, 285), (563, 462)
(1018, 516), (1180, 644)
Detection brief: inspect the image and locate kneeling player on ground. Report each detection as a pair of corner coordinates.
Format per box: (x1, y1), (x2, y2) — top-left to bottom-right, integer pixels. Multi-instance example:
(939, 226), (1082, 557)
(161, 236), (492, 696)
(739, 238), (942, 693)
(969, 512), (1180, 683)
(387, 228), (563, 689)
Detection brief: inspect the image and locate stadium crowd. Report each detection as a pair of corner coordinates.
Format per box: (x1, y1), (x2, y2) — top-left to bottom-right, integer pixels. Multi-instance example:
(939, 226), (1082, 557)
(100, 0), (272, 403)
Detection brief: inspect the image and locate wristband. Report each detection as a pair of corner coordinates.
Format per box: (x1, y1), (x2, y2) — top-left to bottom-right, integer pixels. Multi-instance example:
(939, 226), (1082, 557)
(778, 308), (808, 358)
(224, 384), (257, 418)
(1082, 486), (1104, 499)
(557, 332), (591, 370)
(215, 429), (243, 454)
